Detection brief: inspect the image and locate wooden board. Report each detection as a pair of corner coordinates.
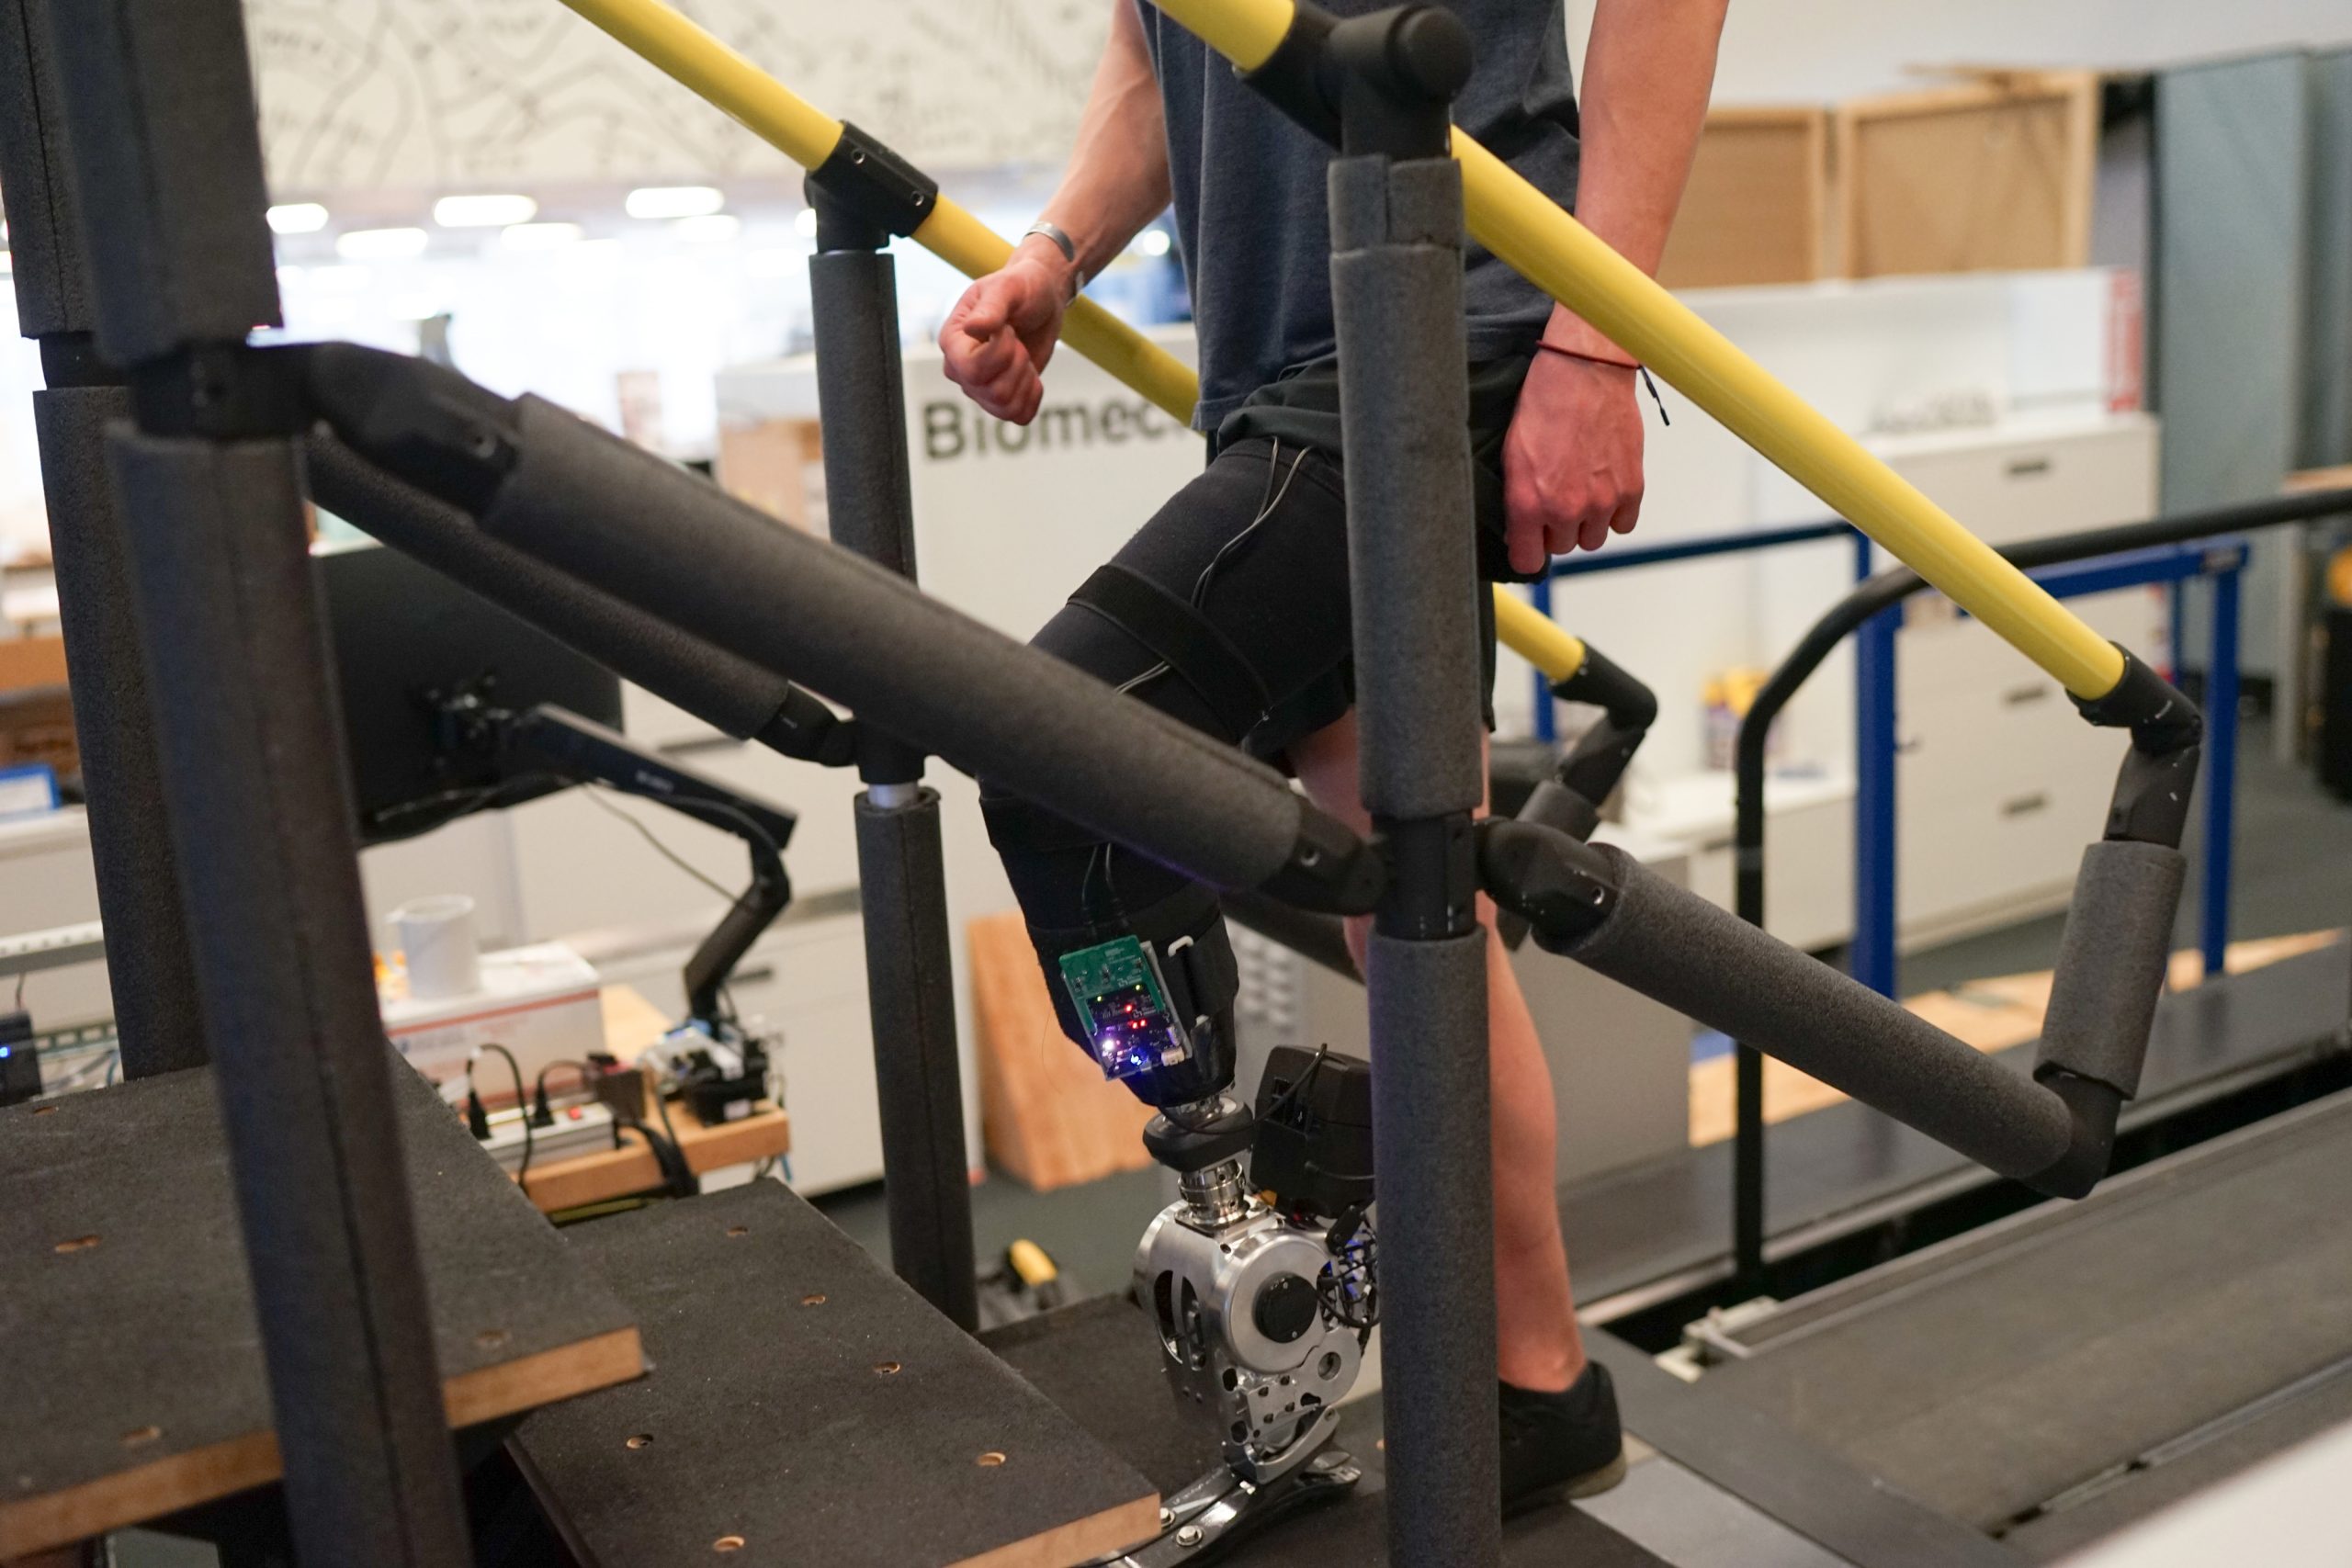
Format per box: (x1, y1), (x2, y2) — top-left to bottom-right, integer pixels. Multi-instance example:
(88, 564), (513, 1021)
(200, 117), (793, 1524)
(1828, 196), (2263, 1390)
(520, 1100), (792, 1213)
(1836, 72), (2099, 279)
(513, 1182), (1160, 1568)
(0, 1055), (644, 1558)
(968, 909), (1154, 1191)
(1687, 929), (2346, 1145)
(1657, 107), (1830, 289)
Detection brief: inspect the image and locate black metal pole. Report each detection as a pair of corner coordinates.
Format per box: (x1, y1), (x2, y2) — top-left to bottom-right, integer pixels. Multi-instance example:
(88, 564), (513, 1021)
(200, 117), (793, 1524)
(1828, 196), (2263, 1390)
(41, 3), (471, 1562)
(807, 188), (980, 1332)
(1326, 15), (1498, 1562)
(1732, 729), (1770, 1290)
(0, 0), (205, 1077)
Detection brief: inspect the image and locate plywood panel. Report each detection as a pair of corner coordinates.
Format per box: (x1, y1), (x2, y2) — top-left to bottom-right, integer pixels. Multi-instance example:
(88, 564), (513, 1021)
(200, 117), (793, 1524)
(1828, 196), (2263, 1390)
(1837, 73), (2098, 278)
(968, 910), (1153, 1191)
(1658, 107), (1830, 289)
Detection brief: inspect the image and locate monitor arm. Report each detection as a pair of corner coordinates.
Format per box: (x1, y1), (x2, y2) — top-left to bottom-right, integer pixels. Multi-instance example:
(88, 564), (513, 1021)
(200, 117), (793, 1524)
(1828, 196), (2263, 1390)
(436, 685), (797, 1031)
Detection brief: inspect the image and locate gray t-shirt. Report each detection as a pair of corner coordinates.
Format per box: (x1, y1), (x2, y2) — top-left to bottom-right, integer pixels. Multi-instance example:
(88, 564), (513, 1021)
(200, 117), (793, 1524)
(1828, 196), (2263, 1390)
(1139, 0), (1580, 429)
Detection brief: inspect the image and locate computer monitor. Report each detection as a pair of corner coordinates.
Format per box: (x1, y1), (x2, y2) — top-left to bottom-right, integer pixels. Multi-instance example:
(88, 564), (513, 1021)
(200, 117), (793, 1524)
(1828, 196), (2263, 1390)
(316, 540), (624, 845)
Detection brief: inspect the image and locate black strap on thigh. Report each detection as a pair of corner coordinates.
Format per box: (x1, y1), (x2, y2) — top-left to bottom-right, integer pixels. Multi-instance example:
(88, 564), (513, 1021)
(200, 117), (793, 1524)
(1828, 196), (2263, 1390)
(1069, 563), (1270, 742)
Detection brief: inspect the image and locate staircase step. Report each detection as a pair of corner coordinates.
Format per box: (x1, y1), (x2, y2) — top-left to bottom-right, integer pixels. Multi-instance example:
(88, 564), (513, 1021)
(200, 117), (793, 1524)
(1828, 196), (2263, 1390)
(514, 1182), (1159, 1566)
(984, 1296), (1672, 1566)
(0, 1057), (643, 1557)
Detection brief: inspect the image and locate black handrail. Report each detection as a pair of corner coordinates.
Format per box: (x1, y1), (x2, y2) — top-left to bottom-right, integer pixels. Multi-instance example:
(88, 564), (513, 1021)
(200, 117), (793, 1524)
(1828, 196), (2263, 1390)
(1727, 485), (2352, 1287)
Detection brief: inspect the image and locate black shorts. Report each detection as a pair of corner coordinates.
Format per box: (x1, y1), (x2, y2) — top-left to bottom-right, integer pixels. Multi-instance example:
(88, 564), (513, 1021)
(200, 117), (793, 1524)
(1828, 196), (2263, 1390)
(1028, 355), (1530, 770)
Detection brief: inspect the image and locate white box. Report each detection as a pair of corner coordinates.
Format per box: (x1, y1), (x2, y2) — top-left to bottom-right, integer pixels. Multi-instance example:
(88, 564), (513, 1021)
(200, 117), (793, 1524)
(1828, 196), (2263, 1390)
(380, 942), (604, 1091)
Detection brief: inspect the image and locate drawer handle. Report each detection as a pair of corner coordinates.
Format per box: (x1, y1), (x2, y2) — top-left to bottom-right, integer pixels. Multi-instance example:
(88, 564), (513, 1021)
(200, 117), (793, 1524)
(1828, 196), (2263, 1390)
(2000, 793), (2050, 818)
(2003, 684), (2051, 706)
(2006, 456), (2053, 479)
(730, 965), (776, 986)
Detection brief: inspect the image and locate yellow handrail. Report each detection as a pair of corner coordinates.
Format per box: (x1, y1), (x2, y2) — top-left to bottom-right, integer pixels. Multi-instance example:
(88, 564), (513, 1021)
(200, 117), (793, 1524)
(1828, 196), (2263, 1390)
(556, 0), (1594, 685)
(1141, 0), (2126, 702)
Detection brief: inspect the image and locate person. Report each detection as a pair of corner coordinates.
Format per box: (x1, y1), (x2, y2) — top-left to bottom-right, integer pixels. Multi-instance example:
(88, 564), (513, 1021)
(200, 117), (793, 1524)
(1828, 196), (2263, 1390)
(942, 0), (1727, 1506)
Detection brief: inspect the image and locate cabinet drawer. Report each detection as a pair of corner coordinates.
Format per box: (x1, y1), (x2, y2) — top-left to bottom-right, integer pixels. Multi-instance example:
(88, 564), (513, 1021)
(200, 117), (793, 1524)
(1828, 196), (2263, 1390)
(1897, 764), (2105, 932)
(1873, 419), (2158, 551)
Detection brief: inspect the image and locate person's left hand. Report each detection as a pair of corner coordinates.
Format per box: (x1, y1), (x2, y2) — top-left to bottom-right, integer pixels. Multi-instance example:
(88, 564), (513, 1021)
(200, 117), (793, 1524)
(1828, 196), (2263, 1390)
(1501, 346), (1646, 575)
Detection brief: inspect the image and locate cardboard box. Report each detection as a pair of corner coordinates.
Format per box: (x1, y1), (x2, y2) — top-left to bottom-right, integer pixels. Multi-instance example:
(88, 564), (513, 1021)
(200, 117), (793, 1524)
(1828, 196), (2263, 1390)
(1658, 107), (1831, 289)
(381, 942), (605, 1096)
(1836, 71), (2099, 279)
(717, 416), (828, 533)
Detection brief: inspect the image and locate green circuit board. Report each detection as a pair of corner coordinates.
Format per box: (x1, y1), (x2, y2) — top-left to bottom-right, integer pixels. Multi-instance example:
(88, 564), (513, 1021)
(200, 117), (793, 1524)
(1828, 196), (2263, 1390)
(1057, 936), (1186, 1081)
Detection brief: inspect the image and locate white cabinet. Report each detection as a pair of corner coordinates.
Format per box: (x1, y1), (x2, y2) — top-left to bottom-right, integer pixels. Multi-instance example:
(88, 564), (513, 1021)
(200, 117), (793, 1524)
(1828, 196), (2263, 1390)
(0, 809), (110, 1030)
(1626, 772), (1857, 952)
(1875, 414), (2165, 945)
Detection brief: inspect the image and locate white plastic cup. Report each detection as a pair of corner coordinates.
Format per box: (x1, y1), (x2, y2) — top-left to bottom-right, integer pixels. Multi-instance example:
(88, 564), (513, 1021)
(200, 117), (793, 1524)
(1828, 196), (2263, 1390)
(391, 894), (481, 1000)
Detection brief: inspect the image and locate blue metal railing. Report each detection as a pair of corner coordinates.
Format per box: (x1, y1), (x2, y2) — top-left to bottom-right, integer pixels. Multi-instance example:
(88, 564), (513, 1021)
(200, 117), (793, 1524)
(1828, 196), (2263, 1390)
(1848, 540), (2248, 997)
(1528, 519), (1860, 742)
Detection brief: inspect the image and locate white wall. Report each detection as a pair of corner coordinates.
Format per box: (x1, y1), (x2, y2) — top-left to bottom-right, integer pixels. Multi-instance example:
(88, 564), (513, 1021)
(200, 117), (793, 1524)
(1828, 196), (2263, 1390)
(1562, 0), (2352, 103)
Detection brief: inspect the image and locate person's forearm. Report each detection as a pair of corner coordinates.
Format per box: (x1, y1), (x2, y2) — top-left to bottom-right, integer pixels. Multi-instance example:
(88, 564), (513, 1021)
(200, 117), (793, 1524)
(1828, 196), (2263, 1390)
(1027, 0), (1171, 288)
(1544, 0), (1728, 354)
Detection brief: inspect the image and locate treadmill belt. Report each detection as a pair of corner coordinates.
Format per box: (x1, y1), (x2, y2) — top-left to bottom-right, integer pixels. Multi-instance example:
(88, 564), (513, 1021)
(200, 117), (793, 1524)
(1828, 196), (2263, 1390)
(1700, 1093), (2352, 1534)
(2001, 1357), (2352, 1562)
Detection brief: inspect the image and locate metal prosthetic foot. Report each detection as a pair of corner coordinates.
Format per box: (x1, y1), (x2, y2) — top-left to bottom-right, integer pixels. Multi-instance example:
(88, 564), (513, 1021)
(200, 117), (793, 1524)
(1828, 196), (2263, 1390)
(1107, 1056), (1381, 1563)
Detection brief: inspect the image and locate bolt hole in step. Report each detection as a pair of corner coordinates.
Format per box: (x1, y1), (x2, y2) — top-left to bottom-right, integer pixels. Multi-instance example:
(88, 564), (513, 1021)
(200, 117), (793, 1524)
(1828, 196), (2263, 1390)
(726, 1224), (750, 1237)
(800, 1292), (826, 1306)
(1223, 1369), (1240, 1391)
(977, 1451), (1007, 1468)
(875, 1360), (901, 1376)
(54, 1235), (99, 1253)
(713, 1535), (746, 1553)
(476, 1328), (509, 1350)
(626, 1434), (654, 1450)
(121, 1426), (161, 1449)
(1318, 1352), (1342, 1381)
(32, 1104), (57, 1115)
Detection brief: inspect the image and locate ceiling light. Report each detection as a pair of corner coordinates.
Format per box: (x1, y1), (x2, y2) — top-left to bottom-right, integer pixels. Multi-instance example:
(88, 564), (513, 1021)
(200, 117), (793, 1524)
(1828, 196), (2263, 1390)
(499, 220), (584, 252)
(266, 202), (330, 234)
(1133, 229), (1172, 257)
(310, 265), (374, 293)
(626, 185), (724, 220)
(793, 208), (819, 239)
(434, 193), (537, 228)
(335, 227), (428, 261)
(671, 213), (741, 243)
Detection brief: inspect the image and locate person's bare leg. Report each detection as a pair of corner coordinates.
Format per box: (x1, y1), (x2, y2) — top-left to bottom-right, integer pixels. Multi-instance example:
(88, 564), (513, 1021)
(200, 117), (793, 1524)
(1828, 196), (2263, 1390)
(1290, 710), (1587, 1392)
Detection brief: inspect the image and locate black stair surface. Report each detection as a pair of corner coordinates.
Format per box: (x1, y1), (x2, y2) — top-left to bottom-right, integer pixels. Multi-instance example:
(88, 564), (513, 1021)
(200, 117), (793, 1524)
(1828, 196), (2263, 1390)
(985, 1294), (1674, 1566)
(0, 1057), (643, 1558)
(512, 1181), (1161, 1567)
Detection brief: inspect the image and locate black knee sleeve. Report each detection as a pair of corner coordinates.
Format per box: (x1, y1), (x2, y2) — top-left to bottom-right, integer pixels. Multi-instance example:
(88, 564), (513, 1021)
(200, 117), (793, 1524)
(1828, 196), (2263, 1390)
(981, 788), (1240, 1107)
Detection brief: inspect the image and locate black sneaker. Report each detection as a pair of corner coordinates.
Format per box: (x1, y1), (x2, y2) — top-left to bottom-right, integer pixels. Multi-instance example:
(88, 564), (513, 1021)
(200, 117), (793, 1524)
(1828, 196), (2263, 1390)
(1498, 1360), (1627, 1512)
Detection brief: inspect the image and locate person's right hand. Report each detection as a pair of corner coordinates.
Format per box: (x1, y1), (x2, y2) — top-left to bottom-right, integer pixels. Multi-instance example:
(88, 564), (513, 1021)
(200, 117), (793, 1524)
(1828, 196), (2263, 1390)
(939, 238), (1074, 425)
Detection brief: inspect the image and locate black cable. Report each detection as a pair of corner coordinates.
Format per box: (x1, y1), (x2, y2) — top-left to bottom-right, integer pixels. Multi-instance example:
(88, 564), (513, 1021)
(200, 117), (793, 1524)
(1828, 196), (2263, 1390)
(474, 1042), (533, 1192)
(581, 784), (734, 900)
(368, 772), (564, 844)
